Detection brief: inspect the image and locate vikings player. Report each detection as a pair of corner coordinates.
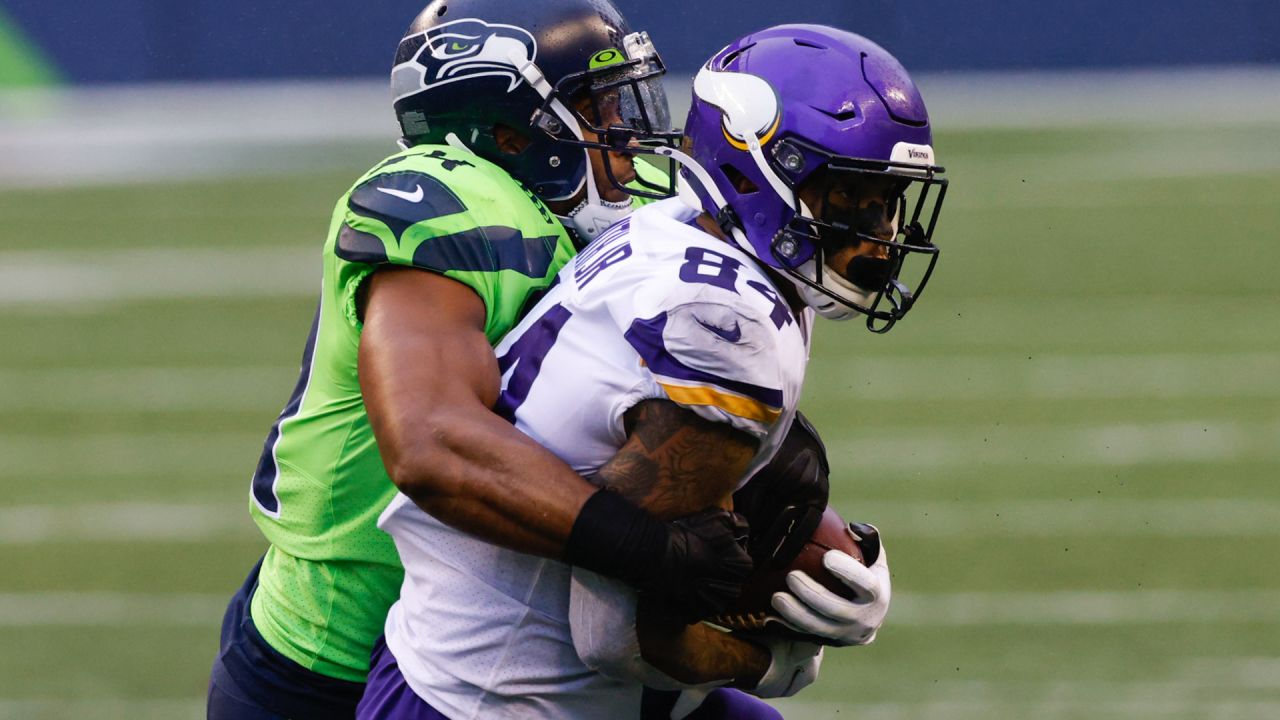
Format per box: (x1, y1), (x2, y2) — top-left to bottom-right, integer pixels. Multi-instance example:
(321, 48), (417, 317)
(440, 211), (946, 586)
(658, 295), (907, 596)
(364, 24), (945, 719)
(206, 2), (755, 718)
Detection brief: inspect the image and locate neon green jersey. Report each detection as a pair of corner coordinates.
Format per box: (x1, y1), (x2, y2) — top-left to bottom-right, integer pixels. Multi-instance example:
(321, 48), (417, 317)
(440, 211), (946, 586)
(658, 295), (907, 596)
(247, 144), (666, 681)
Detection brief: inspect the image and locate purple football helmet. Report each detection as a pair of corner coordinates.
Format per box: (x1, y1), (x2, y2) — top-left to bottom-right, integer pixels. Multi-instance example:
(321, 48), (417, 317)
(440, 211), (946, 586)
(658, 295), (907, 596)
(672, 24), (948, 332)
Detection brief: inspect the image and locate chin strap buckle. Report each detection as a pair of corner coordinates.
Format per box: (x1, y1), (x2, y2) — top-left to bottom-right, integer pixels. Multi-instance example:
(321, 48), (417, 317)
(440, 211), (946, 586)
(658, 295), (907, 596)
(531, 109), (564, 136)
(716, 206), (742, 237)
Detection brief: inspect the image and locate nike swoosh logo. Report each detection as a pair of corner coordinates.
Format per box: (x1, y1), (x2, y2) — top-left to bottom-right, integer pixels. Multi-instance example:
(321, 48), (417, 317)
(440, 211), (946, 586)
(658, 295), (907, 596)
(694, 316), (743, 343)
(377, 185), (425, 203)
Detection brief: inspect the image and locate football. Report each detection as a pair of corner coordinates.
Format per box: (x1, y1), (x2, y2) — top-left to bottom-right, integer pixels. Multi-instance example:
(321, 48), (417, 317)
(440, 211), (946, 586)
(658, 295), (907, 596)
(708, 506), (865, 640)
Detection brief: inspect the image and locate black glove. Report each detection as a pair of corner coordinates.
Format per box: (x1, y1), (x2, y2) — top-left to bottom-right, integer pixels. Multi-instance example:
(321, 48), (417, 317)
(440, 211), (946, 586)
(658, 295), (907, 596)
(647, 507), (753, 621)
(565, 490), (753, 622)
(733, 411), (830, 567)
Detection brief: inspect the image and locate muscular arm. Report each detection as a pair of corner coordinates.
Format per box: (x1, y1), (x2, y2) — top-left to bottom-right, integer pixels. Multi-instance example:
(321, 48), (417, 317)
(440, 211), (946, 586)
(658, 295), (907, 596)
(358, 267), (595, 557)
(593, 399), (771, 687)
(597, 399), (755, 519)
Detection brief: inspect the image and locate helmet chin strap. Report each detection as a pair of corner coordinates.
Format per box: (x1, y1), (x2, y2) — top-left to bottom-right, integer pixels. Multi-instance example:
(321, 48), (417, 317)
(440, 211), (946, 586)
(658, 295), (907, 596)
(663, 136), (886, 323)
(510, 50), (625, 242)
(676, 130), (852, 316)
(662, 146), (761, 260)
(811, 264), (879, 320)
(481, 51), (622, 240)
(561, 195), (633, 242)
(796, 276), (858, 320)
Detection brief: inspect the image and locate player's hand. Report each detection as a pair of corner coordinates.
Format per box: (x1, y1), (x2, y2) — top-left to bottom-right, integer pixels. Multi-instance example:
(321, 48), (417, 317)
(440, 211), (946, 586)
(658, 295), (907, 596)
(747, 639), (823, 698)
(649, 508), (753, 622)
(770, 522), (890, 646)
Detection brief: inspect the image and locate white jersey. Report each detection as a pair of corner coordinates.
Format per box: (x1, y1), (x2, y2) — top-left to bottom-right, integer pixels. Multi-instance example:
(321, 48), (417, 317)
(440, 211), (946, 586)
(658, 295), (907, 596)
(379, 197), (812, 719)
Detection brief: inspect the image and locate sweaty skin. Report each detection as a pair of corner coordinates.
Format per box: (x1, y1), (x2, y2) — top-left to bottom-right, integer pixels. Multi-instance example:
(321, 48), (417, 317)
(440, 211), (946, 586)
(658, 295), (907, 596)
(359, 268), (596, 557)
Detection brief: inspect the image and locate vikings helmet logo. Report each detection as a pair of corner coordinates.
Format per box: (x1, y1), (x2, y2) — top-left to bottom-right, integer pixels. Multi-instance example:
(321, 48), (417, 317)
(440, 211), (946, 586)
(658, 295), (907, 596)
(693, 68), (782, 151)
(392, 19), (538, 100)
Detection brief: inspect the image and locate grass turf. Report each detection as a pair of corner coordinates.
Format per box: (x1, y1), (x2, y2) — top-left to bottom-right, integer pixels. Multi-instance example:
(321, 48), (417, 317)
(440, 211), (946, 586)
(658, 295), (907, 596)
(0, 122), (1277, 718)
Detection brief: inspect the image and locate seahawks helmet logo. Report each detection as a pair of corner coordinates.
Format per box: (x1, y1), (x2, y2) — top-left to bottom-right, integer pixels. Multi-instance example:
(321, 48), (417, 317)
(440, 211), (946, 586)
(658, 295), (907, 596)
(392, 19), (537, 100)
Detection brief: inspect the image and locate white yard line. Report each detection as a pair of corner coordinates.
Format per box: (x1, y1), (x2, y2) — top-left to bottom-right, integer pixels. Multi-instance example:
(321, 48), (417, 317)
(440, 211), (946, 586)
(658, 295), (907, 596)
(2, 351), (1274, 410)
(0, 589), (1274, 628)
(0, 699), (203, 720)
(0, 432), (264, 479)
(0, 697), (1275, 720)
(0, 366), (292, 411)
(916, 66), (1280, 131)
(824, 419), (1280, 469)
(830, 352), (1280, 401)
(770, 698), (1280, 720)
(0, 503), (254, 544)
(0, 593), (230, 627)
(0, 247), (316, 304)
(3, 68), (1280, 189)
(1, 496), (1276, 544)
(893, 589), (1280, 626)
(845, 498), (1280, 538)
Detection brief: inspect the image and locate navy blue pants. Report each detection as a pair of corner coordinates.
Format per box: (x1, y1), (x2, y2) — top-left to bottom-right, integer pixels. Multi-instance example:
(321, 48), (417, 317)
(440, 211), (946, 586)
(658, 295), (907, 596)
(358, 633), (783, 720)
(210, 559), (784, 719)
(206, 558), (366, 720)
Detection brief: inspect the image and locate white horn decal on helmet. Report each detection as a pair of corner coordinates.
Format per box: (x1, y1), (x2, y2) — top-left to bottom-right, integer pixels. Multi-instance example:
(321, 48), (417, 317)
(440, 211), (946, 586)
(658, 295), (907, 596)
(691, 68), (817, 230)
(692, 67), (779, 146)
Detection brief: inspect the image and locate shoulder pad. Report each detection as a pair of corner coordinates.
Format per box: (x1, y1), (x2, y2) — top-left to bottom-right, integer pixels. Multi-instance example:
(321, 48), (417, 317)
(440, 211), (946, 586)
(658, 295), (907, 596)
(341, 169), (468, 259)
(336, 149), (563, 279)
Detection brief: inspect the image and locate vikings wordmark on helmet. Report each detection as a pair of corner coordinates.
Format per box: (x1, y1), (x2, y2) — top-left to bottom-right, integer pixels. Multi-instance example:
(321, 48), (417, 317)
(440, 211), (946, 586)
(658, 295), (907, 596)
(392, 18), (537, 101)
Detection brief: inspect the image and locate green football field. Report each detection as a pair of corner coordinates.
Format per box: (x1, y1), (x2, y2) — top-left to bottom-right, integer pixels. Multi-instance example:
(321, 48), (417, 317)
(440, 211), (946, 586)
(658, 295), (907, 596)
(0, 120), (1277, 719)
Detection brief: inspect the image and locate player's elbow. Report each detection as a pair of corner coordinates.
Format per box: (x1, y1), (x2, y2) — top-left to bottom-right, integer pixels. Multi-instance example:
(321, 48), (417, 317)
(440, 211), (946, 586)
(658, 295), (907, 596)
(380, 421), (468, 509)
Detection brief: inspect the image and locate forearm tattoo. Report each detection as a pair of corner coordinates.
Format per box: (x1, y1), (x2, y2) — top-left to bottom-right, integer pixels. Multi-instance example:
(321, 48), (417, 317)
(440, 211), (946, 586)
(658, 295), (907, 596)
(595, 399), (758, 520)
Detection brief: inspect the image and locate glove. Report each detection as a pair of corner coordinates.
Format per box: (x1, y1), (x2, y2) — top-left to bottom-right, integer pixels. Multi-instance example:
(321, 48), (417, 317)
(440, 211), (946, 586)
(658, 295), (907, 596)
(649, 508), (754, 622)
(566, 491), (753, 624)
(747, 638), (823, 698)
(770, 522), (890, 646)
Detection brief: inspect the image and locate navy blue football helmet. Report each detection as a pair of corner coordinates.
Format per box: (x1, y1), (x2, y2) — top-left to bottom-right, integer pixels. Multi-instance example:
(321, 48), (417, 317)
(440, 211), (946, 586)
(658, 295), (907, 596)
(392, 0), (678, 221)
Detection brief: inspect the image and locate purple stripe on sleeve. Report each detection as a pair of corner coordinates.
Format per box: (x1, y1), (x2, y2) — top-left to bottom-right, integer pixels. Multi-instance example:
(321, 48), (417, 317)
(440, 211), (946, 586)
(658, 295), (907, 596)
(624, 313), (784, 408)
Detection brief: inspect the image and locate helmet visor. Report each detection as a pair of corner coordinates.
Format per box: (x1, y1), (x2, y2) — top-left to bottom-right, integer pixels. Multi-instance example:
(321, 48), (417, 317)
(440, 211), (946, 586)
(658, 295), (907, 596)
(540, 31), (681, 198)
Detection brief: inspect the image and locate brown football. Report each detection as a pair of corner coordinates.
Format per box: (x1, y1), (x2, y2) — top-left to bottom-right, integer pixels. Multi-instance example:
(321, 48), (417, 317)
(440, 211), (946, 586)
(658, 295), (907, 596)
(708, 506), (864, 640)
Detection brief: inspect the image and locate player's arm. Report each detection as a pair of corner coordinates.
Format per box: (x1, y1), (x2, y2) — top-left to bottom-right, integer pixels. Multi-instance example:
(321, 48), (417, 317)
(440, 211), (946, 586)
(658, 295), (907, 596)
(598, 399), (754, 519)
(573, 404), (833, 696)
(359, 267), (590, 554)
(358, 268), (751, 617)
(580, 399), (772, 687)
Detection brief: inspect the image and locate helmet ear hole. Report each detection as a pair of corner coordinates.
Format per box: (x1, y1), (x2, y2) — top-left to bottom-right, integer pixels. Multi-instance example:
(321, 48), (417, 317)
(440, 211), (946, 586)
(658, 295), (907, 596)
(720, 164), (759, 194)
(493, 123), (531, 155)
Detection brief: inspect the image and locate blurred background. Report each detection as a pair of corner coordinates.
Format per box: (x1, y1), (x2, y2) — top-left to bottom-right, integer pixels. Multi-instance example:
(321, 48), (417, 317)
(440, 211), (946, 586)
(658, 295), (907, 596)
(1, 1), (1277, 718)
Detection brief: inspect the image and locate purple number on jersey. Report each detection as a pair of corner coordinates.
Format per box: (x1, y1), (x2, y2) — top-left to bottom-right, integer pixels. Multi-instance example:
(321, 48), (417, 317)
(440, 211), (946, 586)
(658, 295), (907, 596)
(575, 243), (632, 289)
(746, 279), (794, 330)
(679, 247), (742, 293)
(494, 303), (574, 421)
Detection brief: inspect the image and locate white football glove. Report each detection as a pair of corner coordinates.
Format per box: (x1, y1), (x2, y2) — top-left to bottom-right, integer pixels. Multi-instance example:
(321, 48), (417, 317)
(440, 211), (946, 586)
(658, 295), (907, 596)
(748, 638), (823, 698)
(770, 523), (891, 646)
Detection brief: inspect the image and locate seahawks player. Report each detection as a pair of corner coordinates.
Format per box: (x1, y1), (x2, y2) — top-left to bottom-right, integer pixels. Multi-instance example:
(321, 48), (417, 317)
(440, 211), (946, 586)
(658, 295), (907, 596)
(363, 24), (944, 719)
(206, 3), (752, 719)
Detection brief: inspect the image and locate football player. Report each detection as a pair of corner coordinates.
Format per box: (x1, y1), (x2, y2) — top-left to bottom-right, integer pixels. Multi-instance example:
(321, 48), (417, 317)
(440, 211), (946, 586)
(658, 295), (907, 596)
(364, 24), (945, 719)
(206, 2), (754, 719)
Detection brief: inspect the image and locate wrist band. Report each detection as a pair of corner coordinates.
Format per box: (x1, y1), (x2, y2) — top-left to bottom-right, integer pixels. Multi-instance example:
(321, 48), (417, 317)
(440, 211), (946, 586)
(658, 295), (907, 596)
(564, 489), (668, 589)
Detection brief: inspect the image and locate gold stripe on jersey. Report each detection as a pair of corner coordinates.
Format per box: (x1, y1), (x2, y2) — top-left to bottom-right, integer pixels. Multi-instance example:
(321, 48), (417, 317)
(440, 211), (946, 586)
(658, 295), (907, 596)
(657, 381), (783, 425)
